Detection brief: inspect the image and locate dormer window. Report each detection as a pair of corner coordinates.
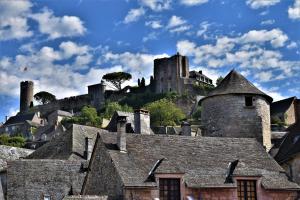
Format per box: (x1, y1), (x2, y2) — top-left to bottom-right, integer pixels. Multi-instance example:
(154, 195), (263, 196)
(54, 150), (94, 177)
(159, 178), (180, 200)
(245, 96), (254, 107)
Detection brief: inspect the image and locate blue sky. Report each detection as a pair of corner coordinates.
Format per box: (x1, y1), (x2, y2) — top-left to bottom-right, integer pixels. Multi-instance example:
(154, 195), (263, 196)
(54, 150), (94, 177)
(1, 0), (300, 122)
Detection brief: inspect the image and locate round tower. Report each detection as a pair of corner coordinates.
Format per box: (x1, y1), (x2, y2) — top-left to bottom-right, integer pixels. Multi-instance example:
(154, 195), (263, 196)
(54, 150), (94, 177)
(20, 81), (34, 113)
(200, 70), (273, 150)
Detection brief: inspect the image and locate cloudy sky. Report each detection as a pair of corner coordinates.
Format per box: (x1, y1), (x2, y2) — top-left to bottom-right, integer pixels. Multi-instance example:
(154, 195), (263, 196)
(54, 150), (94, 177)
(1, 0), (300, 122)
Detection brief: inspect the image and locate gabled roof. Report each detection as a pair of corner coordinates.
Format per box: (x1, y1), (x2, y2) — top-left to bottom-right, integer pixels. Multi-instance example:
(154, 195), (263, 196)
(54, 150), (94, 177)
(87, 133), (299, 190)
(27, 124), (105, 160)
(105, 111), (134, 132)
(271, 97), (296, 115)
(201, 70), (273, 103)
(0, 145), (33, 172)
(274, 123), (300, 163)
(4, 113), (36, 126)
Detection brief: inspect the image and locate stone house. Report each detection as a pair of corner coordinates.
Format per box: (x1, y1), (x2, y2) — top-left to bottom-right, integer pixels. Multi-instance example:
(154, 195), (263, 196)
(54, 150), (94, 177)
(82, 118), (299, 200)
(6, 124), (106, 200)
(200, 70), (273, 151)
(271, 96), (299, 126)
(0, 112), (45, 139)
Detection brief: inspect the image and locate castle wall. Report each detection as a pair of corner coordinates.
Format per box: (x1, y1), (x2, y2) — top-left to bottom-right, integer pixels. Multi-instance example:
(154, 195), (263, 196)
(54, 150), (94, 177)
(7, 159), (86, 200)
(201, 94), (271, 150)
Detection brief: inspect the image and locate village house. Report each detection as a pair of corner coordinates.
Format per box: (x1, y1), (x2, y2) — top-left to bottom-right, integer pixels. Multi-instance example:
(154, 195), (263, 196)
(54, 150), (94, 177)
(81, 116), (299, 199)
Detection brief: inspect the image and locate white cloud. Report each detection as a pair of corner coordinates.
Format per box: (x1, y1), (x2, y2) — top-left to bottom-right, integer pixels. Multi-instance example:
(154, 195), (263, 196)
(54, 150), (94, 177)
(59, 41), (90, 59)
(169, 25), (191, 33)
(145, 20), (162, 29)
(167, 15), (187, 28)
(31, 8), (86, 39)
(254, 71), (273, 82)
(139, 0), (171, 11)
(197, 21), (211, 37)
(287, 41), (298, 49)
(246, 0), (280, 9)
(143, 32), (159, 42)
(260, 19), (275, 25)
(180, 0), (209, 6)
(288, 0), (300, 20)
(0, 0), (33, 40)
(124, 7), (145, 24)
(239, 29), (288, 48)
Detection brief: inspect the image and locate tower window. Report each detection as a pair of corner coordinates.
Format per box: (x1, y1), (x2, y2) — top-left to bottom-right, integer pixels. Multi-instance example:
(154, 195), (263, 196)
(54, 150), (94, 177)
(159, 178), (181, 200)
(237, 180), (257, 200)
(43, 195), (51, 200)
(245, 96), (253, 107)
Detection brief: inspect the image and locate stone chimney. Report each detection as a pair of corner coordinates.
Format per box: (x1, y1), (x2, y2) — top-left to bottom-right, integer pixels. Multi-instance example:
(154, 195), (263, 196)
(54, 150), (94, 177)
(117, 115), (127, 153)
(181, 121), (191, 136)
(134, 109), (151, 135)
(84, 137), (93, 160)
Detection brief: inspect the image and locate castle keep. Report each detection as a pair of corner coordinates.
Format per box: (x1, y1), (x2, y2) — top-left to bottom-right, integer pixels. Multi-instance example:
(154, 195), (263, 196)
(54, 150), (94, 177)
(154, 53), (213, 95)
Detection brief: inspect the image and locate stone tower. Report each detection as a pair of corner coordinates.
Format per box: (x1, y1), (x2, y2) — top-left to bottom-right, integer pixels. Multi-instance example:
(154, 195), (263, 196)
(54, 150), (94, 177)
(88, 80), (106, 109)
(20, 81), (34, 113)
(200, 70), (273, 151)
(154, 53), (189, 94)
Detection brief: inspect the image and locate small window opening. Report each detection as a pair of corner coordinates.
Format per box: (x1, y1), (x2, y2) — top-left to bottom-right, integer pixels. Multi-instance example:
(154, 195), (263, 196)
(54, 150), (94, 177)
(245, 96), (253, 107)
(159, 178), (181, 200)
(43, 195), (51, 200)
(169, 88), (172, 92)
(237, 180), (257, 200)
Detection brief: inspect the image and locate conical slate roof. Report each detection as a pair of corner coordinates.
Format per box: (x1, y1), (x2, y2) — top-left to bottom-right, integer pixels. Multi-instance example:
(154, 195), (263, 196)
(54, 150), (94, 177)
(202, 70), (273, 103)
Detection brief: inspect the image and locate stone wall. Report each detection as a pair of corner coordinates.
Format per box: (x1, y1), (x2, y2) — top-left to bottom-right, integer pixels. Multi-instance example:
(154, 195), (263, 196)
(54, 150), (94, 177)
(7, 159), (86, 200)
(82, 137), (123, 199)
(201, 94), (271, 150)
(63, 195), (107, 200)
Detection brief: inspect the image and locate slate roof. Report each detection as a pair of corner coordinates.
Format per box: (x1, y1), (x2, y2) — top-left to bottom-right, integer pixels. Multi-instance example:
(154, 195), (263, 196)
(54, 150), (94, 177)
(274, 123), (300, 163)
(0, 145), (34, 172)
(271, 97), (296, 115)
(4, 113), (35, 126)
(27, 124), (105, 160)
(90, 133), (299, 190)
(200, 70), (273, 103)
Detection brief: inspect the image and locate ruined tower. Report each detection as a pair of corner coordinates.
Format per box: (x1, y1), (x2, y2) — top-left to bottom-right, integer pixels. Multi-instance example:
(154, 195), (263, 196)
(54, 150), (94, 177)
(200, 70), (273, 151)
(88, 80), (106, 109)
(20, 81), (34, 113)
(154, 53), (189, 94)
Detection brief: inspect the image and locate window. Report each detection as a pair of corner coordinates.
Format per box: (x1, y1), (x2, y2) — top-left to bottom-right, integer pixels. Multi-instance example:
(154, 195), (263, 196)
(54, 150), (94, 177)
(159, 178), (181, 200)
(237, 180), (257, 200)
(43, 195), (51, 200)
(245, 96), (253, 107)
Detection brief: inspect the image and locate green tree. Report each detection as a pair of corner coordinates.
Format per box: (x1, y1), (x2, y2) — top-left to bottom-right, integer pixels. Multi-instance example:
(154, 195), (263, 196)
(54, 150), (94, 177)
(62, 106), (102, 127)
(103, 102), (133, 119)
(0, 134), (26, 148)
(216, 76), (224, 86)
(140, 77), (146, 87)
(145, 99), (185, 126)
(192, 106), (202, 120)
(102, 72), (132, 90)
(34, 91), (56, 105)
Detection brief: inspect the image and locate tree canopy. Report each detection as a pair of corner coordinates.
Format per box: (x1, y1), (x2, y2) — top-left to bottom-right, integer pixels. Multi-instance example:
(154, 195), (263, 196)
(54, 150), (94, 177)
(102, 72), (132, 90)
(216, 76), (224, 86)
(62, 106), (102, 127)
(103, 101), (133, 119)
(145, 98), (185, 126)
(34, 91), (56, 105)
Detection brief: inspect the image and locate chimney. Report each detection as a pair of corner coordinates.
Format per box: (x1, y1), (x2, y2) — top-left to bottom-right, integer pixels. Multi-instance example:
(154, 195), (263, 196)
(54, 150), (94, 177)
(134, 109), (151, 135)
(199, 70), (202, 74)
(181, 121), (191, 136)
(117, 116), (127, 153)
(84, 137), (93, 160)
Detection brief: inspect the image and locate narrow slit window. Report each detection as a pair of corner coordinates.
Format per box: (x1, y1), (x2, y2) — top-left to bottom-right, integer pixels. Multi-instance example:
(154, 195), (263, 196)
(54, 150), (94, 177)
(245, 96), (253, 107)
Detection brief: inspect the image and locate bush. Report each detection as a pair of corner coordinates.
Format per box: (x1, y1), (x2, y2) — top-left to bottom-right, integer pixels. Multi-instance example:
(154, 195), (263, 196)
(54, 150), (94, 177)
(103, 101), (133, 119)
(62, 106), (102, 128)
(0, 134), (26, 148)
(145, 98), (185, 127)
(192, 106), (202, 120)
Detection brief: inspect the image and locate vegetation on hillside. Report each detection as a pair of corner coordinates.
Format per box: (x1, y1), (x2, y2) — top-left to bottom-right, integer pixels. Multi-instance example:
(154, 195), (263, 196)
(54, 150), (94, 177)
(145, 98), (185, 126)
(61, 106), (102, 127)
(216, 76), (224, 86)
(0, 134), (26, 148)
(102, 101), (133, 119)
